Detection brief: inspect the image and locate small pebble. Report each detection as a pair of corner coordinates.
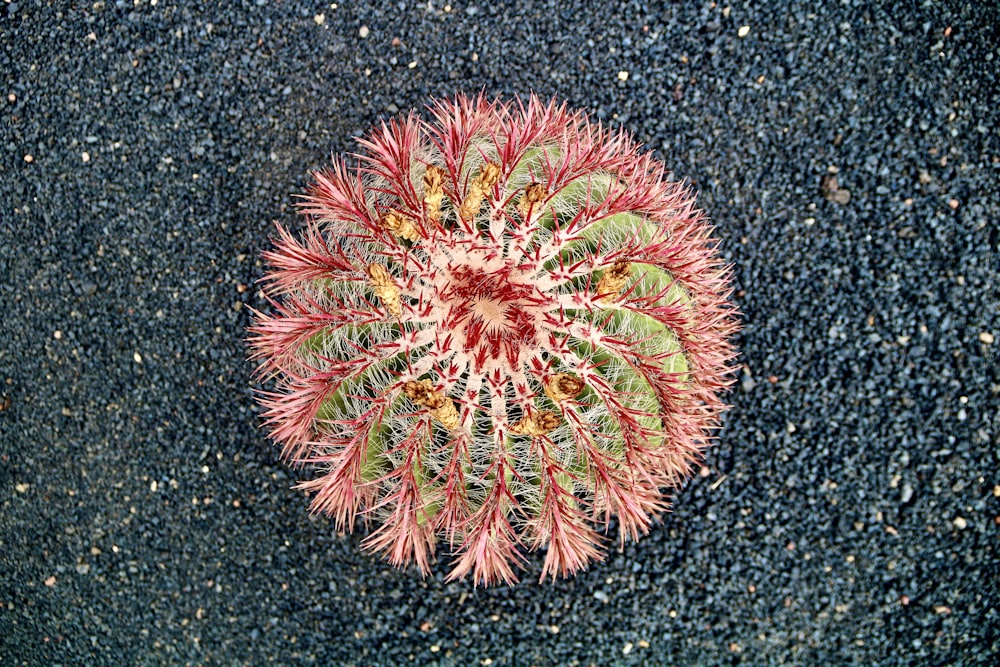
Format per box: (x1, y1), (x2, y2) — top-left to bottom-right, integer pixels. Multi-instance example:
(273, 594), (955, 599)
(133, 352), (143, 363)
(313, 13), (324, 25)
(953, 516), (967, 530)
(617, 71), (629, 81)
(979, 332), (995, 344)
(738, 25), (750, 38)
(24, 154), (34, 163)
(81, 152), (90, 163)
(359, 25), (370, 38)
(15, 483), (29, 493)
(900, 484), (914, 503)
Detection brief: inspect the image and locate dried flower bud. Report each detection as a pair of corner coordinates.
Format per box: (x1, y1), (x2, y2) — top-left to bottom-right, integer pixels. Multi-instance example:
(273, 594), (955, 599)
(517, 182), (546, 222)
(509, 410), (561, 436)
(422, 165), (445, 224)
(544, 373), (586, 402)
(381, 209), (421, 242)
(459, 162), (501, 221)
(595, 259), (631, 302)
(366, 263), (401, 317)
(403, 380), (460, 429)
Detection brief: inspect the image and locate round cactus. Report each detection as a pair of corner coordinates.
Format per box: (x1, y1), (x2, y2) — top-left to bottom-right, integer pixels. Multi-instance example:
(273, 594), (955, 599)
(248, 94), (739, 585)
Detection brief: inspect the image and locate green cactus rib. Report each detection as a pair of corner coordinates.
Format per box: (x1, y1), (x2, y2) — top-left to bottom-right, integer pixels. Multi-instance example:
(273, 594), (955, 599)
(507, 145), (555, 185)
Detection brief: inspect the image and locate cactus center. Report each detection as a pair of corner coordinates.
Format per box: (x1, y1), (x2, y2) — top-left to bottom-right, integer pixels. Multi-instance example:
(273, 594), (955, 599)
(437, 261), (550, 368)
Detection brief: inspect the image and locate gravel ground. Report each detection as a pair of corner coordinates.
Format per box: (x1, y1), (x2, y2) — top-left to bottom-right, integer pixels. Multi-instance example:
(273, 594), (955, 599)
(2, 1), (997, 665)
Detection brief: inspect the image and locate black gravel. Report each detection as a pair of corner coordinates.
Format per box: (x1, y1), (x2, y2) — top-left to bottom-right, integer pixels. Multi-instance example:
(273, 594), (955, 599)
(2, 1), (998, 665)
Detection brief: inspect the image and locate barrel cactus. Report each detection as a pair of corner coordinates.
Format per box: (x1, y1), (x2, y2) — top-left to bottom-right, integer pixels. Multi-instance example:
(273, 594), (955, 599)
(248, 94), (739, 585)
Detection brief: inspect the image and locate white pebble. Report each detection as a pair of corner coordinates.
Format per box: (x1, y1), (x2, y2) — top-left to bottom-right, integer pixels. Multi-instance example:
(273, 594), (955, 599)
(313, 13), (325, 25)
(952, 516), (967, 529)
(359, 25), (370, 38)
(738, 25), (751, 38)
(979, 331), (995, 344)
(617, 70), (629, 81)
(133, 352), (142, 363)
(900, 484), (913, 503)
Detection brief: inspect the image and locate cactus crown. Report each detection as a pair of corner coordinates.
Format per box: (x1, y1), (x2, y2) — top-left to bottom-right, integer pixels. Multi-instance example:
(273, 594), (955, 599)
(249, 94), (739, 586)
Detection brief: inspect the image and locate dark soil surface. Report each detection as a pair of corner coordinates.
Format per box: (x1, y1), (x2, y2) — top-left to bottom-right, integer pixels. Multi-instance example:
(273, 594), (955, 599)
(2, 1), (997, 665)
